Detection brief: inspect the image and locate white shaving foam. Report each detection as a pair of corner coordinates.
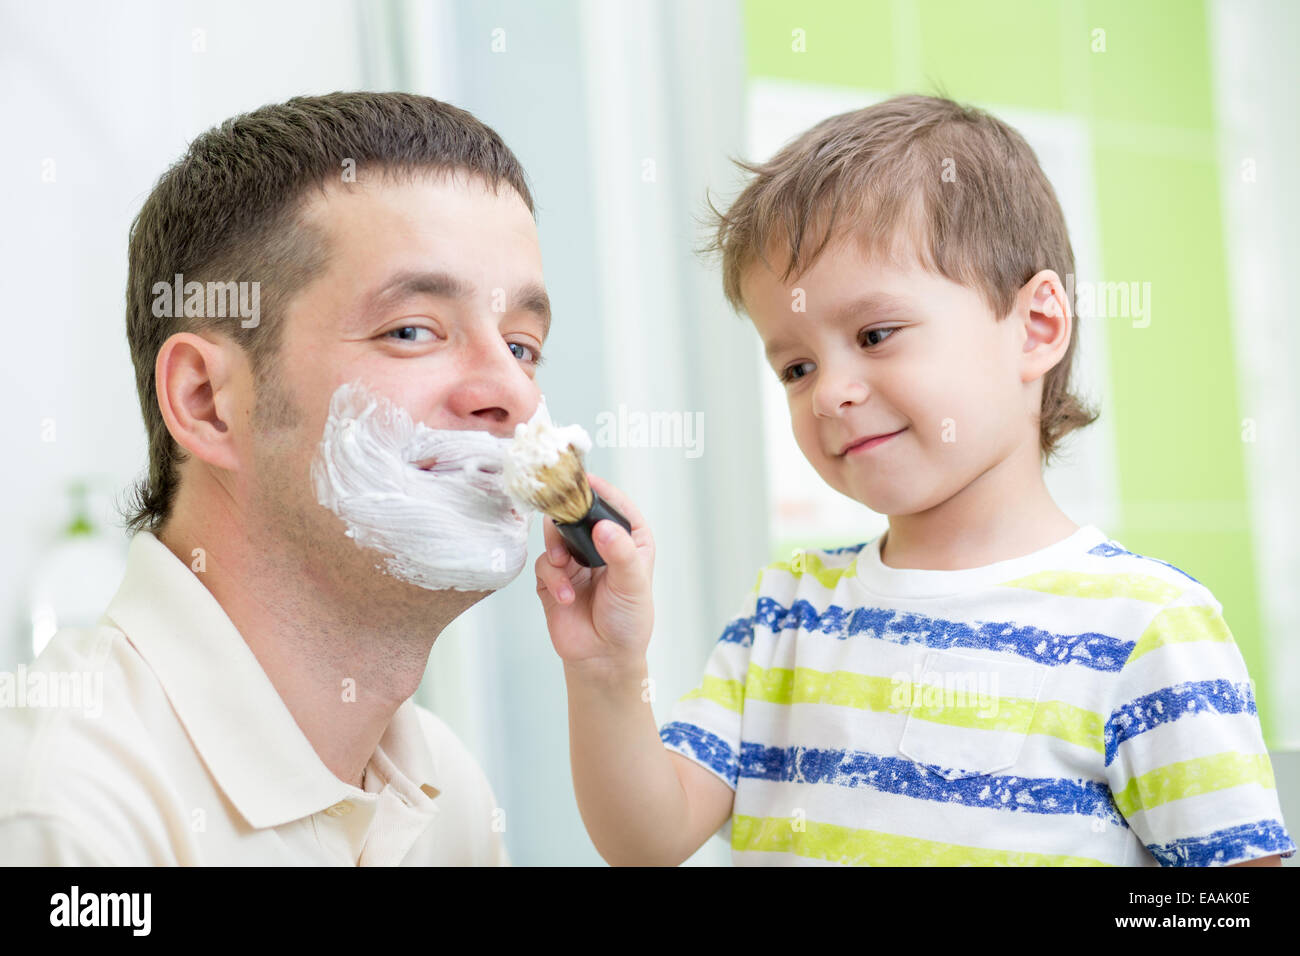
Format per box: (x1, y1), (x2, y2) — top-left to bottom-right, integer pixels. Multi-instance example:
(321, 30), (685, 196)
(311, 380), (532, 591)
(503, 397), (593, 508)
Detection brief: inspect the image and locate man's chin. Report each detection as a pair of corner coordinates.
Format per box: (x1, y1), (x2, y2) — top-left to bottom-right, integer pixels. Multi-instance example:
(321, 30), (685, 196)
(347, 536), (527, 595)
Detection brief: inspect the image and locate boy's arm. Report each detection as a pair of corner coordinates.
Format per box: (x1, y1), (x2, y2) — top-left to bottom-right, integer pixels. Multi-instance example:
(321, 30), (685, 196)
(563, 657), (734, 865)
(535, 474), (732, 865)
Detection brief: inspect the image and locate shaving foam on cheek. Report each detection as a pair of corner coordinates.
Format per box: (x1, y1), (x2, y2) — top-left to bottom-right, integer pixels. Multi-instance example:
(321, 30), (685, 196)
(311, 380), (532, 591)
(503, 397), (593, 506)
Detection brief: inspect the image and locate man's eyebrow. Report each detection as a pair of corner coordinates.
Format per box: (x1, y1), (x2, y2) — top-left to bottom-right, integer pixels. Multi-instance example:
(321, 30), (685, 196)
(512, 281), (551, 339)
(763, 292), (915, 361)
(366, 270), (473, 308)
(359, 270), (551, 338)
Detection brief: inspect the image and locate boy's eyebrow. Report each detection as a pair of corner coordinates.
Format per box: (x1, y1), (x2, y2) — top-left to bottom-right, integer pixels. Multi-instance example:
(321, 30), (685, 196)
(763, 291), (915, 360)
(829, 291), (915, 325)
(357, 269), (551, 337)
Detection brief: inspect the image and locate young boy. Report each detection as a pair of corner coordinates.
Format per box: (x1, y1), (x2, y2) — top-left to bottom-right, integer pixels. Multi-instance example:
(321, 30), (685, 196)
(532, 94), (1295, 866)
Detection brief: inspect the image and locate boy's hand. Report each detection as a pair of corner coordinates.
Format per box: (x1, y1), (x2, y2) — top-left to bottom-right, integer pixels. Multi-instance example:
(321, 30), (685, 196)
(533, 474), (654, 672)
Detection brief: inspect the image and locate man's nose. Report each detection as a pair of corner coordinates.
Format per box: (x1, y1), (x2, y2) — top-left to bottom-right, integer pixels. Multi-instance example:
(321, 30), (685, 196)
(811, 361), (869, 418)
(445, 329), (540, 437)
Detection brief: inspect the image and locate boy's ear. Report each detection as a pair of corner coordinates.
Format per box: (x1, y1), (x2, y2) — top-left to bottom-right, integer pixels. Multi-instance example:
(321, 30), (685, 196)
(1018, 269), (1071, 383)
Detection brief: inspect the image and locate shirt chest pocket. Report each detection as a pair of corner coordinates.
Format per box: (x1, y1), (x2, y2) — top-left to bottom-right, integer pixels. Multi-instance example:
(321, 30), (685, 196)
(897, 650), (1046, 781)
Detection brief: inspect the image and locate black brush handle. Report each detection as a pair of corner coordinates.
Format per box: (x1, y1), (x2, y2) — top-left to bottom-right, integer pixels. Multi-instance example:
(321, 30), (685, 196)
(554, 490), (632, 568)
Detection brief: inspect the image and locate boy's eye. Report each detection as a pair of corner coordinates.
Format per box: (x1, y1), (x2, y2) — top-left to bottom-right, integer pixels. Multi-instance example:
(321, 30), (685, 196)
(779, 361), (815, 384)
(861, 327), (899, 347)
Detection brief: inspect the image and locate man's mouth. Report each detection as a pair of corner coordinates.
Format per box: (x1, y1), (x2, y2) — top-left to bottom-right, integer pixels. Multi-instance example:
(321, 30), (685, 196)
(412, 456), (503, 476)
(411, 456), (523, 519)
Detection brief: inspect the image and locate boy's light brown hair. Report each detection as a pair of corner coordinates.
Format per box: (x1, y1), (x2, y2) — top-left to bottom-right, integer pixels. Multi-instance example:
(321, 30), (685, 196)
(707, 93), (1098, 465)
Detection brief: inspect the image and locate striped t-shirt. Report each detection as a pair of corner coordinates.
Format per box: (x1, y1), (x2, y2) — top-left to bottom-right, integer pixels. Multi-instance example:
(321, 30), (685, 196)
(659, 524), (1296, 866)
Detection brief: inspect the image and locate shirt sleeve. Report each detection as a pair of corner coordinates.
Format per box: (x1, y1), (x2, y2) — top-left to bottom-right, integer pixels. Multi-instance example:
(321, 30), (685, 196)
(1103, 585), (1297, 866)
(0, 813), (117, 866)
(658, 573), (762, 793)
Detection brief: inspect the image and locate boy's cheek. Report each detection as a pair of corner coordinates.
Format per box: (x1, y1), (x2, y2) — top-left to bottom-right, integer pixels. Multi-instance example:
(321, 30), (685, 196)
(796, 434), (854, 496)
(789, 417), (826, 464)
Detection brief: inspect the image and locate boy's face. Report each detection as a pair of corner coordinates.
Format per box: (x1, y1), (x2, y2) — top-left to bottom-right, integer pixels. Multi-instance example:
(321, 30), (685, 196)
(742, 236), (1038, 517)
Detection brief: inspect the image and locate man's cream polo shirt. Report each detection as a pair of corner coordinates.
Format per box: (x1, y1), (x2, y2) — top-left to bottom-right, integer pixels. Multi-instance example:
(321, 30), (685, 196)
(0, 531), (510, 866)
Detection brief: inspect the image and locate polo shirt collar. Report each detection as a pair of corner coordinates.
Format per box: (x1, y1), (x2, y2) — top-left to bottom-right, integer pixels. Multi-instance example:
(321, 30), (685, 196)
(103, 531), (442, 831)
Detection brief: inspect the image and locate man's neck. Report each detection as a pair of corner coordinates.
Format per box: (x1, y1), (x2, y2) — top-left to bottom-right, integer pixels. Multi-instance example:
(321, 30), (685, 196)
(881, 441), (1078, 571)
(157, 513), (458, 789)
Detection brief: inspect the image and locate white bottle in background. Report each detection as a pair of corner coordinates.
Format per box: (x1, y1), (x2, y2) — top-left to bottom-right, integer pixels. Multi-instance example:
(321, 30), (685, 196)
(24, 481), (128, 661)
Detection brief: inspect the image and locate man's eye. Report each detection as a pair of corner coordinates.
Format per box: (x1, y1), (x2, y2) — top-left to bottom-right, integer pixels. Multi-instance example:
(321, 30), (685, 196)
(387, 326), (435, 343)
(861, 327), (899, 347)
(779, 361), (814, 384)
(508, 341), (545, 367)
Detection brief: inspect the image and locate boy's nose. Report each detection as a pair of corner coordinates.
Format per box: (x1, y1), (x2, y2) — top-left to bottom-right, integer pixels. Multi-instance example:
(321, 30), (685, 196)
(812, 369), (869, 418)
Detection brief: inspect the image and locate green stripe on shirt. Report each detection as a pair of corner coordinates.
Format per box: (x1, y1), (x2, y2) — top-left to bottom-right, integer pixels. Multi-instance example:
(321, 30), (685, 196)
(1000, 570), (1182, 604)
(1111, 751), (1277, 818)
(738, 663), (1104, 754)
(731, 814), (1113, 866)
(1128, 604), (1236, 663)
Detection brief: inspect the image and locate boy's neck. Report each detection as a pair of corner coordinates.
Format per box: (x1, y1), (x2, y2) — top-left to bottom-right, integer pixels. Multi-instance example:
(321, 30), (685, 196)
(879, 451), (1079, 572)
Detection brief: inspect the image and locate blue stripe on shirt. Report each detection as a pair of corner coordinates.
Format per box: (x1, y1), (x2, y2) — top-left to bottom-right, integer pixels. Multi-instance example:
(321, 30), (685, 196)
(719, 597), (1133, 671)
(1146, 819), (1296, 866)
(660, 721), (739, 788)
(738, 742), (1127, 827)
(1104, 679), (1258, 766)
(1088, 541), (1202, 586)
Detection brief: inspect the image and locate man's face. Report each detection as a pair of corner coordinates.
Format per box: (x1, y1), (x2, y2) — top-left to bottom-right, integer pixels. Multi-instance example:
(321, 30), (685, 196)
(242, 171), (547, 602)
(742, 235), (1035, 518)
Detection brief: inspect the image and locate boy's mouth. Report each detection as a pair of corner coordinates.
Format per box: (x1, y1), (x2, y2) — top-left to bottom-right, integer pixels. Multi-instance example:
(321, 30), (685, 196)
(840, 427), (907, 456)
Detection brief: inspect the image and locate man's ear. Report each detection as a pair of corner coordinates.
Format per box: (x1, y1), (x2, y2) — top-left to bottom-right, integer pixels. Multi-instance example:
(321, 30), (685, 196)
(1017, 269), (1071, 384)
(155, 332), (246, 471)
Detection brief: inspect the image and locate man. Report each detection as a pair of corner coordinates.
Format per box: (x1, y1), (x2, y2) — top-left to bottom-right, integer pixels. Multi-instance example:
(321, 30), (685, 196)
(0, 92), (549, 865)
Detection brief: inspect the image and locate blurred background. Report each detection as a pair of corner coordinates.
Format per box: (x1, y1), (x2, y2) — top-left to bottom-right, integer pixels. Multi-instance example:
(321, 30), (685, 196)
(1, 0), (1296, 865)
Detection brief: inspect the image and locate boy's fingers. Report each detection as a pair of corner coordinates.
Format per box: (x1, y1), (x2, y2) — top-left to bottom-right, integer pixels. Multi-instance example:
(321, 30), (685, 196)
(587, 474), (646, 531)
(534, 551), (574, 604)
(542, 515), (572, 567)
(591, 519), (646, 599)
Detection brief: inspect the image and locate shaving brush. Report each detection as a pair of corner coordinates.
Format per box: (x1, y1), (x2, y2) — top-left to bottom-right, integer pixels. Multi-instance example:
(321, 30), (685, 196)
(505, 401), (632, 568)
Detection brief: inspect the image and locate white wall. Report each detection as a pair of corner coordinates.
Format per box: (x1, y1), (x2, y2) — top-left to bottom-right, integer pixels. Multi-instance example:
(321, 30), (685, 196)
(0, 0), (383, 665)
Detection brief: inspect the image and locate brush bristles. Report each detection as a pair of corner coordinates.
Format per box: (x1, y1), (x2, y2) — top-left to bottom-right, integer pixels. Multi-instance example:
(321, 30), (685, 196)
(518, 446), (593, 524)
